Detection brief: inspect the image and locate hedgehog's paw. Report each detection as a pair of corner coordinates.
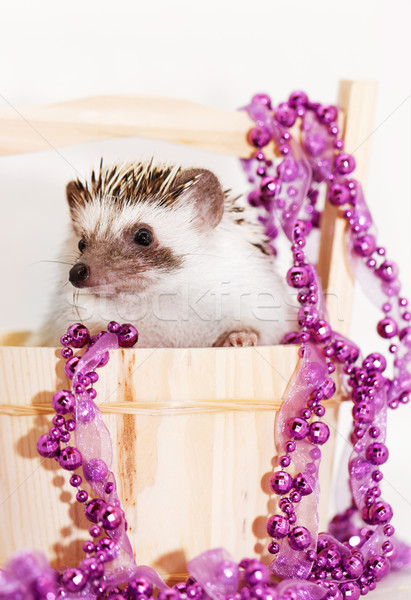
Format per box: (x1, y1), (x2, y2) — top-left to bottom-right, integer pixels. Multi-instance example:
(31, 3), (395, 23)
(221, 330), (258, 347)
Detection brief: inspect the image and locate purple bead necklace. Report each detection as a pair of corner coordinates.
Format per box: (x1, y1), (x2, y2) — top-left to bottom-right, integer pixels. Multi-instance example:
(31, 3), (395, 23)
(1, 91), (410, 600)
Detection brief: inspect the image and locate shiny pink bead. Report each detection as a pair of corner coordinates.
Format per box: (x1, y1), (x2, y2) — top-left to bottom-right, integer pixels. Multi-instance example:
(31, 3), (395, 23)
(266, 514), (290, 539)
(260, 176), (280, 197)
(85, 498), (107, 523)
(247, 126), (271, 148)
(293, 473), (313, 496)
(128, 577), (154, 599)
(100, 505), (123, 530)
(366, 554), (390, 580)
(334, 153), (356, 174)
(312, 319), (332, 342)
(377, 260), (398, 282)
(366, 443), (389, 465)
(368, 501), (393, 525)
(118, 323), (139, 348)
(352, 401), (374, 424)
(377, 317), (398, 339)
(59, 446), (82, 470)
(37, 434), (60, 458)
(317, 104), (338, 124)
(288, 91), (308, 107)
(288, 526), (312, 550)
(327, 183), (350, 206)
(269, 470), (293, 495)
(287, 417), (309, 439)
(286, 266), (312, 288)
(275, 103), (297, 127)
(363, 353), (386, 372)
(342, 554), (364, 578)
(252, 93), (272, 109)
(67, 323), (90, 348)
(61, 568), (87, 592)
(339, 581), (360, 600)
(308, 421), (330, 445)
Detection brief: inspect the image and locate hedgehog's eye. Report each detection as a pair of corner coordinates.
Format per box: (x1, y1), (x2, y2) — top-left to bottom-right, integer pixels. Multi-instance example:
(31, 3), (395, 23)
(134, 228), (153, 246)
(78, 238), (86, 253)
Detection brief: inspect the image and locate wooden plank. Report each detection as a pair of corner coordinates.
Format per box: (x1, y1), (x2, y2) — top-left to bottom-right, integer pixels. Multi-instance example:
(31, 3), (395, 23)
(0, 95), (260, 158)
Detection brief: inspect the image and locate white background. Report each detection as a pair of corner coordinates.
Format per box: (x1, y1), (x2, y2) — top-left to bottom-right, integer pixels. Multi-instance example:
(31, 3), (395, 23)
(1, 0), (410, 557)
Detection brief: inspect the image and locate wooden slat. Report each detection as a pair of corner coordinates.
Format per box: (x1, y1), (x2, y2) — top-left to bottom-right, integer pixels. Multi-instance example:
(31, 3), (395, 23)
(0, 95), (259, 157)
(318, 80), (378, 335)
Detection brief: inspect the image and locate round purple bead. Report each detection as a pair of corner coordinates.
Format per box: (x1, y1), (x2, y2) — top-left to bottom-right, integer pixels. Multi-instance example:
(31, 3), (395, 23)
(118, 323), (139, 348)
(244, 561), (270, 586)
(79, 557), (104, 580)
(67, 323), (90, 348)
(308, 421), (330, 445)
(339, 581), (360, 600)
(247, 126), (271, 148)
(37, 434), (60, 458)
(59, 446), (82, 470)
(377, 260), (398, 282)
(363, 353), (386, 372)
(288, 91), (308, 107)
(286, 417), (309, 440)
(266, 514), (290, 539)
(312, 319), (332, 342)
(366, 442), (389, 465)
(327, 183), (350, 206)
(51, 390), (75, 415)
(353, 233), (376, 257)
(85, 498), (107, 523)
(288, 526), (312, 550)
(64, 355), (80, 379)
(342, 554), (364, 579)
(275, 103), (297, 127)
(293, 473), (313, 496)
(352, 401), (374, 424)
(128, 577), (154, 599)
(60, 568), (87, 592)
(269, 470), (293, 495)
(377, 317), (398, 339)
(100, 504), (123, 530)
(252, 93), (272, 108)
(317, 104), (338, 124)
(286, 265), (312, 288)
(366, 554), (390, 580)
(368, 501), (393, 525)
(334, 153), (356, 175)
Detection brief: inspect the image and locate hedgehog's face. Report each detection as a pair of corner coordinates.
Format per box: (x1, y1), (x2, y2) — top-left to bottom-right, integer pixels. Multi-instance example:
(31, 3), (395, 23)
(68, 202), (188, 294)
(65, 162), (225, 295)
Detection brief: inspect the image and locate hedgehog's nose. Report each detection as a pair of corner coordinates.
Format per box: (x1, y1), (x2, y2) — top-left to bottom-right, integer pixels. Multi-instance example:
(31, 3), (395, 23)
(69, 263), (90, 288)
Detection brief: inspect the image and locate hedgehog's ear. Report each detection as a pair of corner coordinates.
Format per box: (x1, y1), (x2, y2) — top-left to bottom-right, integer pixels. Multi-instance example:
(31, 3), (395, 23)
(175, 168), (225, 231)
(66, 180), (90, 218)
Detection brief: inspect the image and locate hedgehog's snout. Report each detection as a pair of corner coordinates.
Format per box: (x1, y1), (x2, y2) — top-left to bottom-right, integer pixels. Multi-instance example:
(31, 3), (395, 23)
(69, 262), (90, 288)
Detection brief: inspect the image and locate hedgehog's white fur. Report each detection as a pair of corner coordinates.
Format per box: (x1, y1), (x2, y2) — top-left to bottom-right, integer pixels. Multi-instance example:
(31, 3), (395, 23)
(34, 163), (296, 347)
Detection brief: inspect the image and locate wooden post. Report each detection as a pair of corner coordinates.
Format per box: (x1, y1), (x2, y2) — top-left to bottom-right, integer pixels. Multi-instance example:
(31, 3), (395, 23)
(317, 80), (378, 336)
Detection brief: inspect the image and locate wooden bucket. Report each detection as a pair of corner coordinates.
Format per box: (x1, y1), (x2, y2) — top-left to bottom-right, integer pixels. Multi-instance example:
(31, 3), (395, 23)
(0, 80), (377, 580)
(0, 344), (341, 579)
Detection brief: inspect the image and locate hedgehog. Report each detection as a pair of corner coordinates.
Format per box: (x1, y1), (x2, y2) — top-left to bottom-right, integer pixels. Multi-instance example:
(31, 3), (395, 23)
(34, 160), (295, 347)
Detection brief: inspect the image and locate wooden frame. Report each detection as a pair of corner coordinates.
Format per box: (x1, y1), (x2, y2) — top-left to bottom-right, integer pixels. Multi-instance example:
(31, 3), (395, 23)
(0, 81), (377, 578)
